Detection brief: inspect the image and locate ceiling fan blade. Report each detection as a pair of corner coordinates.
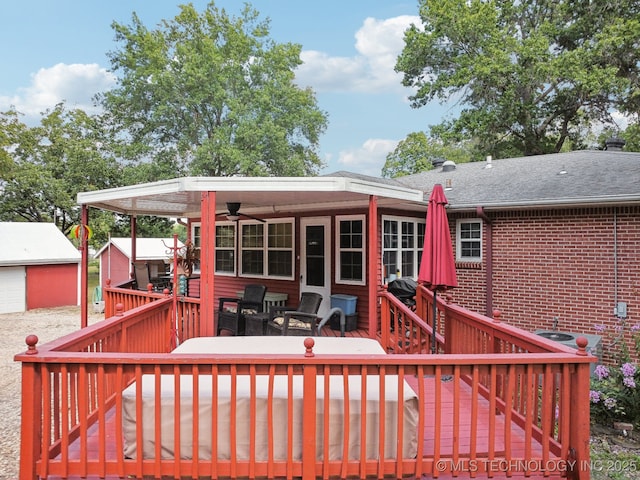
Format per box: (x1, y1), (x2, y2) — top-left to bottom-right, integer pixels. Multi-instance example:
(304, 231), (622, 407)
(240, 212), (266, 223)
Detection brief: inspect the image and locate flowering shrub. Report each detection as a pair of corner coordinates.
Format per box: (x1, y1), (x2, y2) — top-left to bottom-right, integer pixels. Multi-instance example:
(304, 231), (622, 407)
(590, 323), (640, 427)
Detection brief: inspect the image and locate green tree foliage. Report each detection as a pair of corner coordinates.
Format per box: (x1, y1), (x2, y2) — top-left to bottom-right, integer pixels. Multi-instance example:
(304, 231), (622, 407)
(396, 0), (640, 159)
(0, 109), (24, 179)
(621, 123), (640, 151)
(382, 131), (473, 178)
(100, 2), (328, 177)
(0, 105), (120, 237)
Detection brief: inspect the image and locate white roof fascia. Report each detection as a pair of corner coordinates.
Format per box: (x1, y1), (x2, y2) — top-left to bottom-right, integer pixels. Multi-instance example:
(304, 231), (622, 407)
(78, 176), (425, 204)
(77, 178), (187, 205)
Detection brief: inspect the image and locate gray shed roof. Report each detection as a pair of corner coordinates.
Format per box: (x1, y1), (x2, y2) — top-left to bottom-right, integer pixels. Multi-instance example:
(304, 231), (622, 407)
(395, 150), (640, 211)
(0, 222), (81, 266)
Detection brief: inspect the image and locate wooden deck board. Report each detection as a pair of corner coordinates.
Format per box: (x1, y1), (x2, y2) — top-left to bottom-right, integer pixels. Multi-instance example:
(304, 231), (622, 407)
(47, 369), (562, 480)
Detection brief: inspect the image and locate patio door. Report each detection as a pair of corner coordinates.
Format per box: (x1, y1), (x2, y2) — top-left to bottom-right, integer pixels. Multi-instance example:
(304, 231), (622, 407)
(301, 217), (331, 317)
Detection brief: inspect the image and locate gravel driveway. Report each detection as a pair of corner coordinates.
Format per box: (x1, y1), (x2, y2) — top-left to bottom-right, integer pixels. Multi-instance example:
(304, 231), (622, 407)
(0, 306), (102, 480)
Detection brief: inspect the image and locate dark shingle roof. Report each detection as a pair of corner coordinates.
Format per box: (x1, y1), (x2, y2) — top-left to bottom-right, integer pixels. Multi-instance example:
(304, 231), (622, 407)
(395, 150), (640, 211)
(322, 170), (406, 187)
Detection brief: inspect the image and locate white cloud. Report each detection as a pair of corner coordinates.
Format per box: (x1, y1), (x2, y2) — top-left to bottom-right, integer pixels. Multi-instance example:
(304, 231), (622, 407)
(296, 15), (419, 94)
(610, 111), (630, 131)
(0, 63), (116, 121)
(336, 138), (399, 176)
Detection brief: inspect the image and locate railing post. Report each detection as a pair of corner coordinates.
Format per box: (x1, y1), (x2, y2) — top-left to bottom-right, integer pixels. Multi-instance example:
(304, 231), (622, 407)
(302, 339), (317, 479)
(444, 293), (454, 354)
(19, 336), (42, 480)
(569, 337), (591, 479)
(492, 309), (502, 354)
(380, 295), (390, 351)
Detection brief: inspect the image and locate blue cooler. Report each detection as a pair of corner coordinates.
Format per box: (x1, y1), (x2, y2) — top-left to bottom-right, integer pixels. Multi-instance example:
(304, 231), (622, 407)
(330, 294), (357, 315)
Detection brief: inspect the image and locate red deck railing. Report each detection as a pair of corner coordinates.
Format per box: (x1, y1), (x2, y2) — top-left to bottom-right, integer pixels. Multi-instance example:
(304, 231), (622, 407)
(15, 286), (594, 479)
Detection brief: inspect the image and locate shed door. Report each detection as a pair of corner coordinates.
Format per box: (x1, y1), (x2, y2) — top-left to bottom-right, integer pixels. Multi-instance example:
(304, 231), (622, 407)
(300, 217), (331, 317)
(0, 266), (26, 314)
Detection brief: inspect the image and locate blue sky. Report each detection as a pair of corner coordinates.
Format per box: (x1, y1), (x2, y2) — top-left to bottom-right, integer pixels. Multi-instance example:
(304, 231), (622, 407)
(0, 1), (457, 176)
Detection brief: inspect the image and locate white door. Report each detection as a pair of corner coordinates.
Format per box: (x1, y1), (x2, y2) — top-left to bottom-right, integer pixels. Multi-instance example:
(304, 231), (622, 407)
(0, 266), (26, 314)
(300, 217), (331, 317)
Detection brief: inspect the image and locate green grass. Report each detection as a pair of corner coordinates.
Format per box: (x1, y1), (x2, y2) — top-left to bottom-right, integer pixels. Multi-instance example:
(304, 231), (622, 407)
(87, 260), (100, 303)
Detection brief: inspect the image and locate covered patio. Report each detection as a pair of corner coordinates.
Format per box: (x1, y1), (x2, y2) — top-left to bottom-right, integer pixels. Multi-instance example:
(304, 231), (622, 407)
(15, 174), (594, 479)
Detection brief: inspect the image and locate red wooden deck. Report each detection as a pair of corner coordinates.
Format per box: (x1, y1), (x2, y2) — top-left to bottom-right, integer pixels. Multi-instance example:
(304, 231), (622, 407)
(17, 286), (592, 479)
(45, 374), (564, 480)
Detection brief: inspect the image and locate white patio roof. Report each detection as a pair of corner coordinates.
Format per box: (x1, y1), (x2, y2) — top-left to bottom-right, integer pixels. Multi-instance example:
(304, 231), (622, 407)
(77, 176), (428, 218)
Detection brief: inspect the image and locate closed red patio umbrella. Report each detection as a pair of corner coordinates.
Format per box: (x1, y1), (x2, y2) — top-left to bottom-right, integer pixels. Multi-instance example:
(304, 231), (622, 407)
(418, 184), (458, 353)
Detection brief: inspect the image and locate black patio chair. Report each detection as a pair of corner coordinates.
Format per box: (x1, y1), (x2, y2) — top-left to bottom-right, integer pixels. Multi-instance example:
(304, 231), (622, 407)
(265, 292), (324, 336)
(217, 284), (267, 336)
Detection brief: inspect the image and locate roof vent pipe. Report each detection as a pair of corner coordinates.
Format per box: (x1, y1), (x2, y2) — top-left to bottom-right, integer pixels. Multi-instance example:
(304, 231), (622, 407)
(441, 160), (456, 172)
(431, 157), (446, 168)
(485, 155), (492, 169)
(605, 137), (625, 151)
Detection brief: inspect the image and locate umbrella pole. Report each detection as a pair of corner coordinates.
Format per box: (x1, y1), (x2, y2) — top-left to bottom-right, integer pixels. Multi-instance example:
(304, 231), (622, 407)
(431, 290), (438, 354)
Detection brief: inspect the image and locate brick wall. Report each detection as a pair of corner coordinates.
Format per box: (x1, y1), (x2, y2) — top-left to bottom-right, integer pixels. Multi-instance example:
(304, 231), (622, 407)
(449, 206), (640, 364)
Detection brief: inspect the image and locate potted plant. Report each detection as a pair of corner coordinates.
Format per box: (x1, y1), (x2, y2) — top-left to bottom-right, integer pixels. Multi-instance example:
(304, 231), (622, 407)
(175, 240), (199, 277)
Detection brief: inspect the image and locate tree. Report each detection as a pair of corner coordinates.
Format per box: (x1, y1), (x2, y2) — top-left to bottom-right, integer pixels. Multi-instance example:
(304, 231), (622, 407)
(0, 105), (121, 238)
(99, 2), (328, 177)
(395, 0), (640, 158)
(0, 109), (24, 179)
(382, 131), (473, 178)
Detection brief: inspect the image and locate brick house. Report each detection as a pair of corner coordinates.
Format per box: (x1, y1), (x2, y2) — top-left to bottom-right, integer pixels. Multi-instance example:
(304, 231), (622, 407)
(395, 140), (640, 363)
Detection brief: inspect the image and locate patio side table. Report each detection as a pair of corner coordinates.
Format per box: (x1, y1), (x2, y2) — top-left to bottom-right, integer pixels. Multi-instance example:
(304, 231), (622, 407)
(245, 312), (271, 336)
(237, 291), (289, 313)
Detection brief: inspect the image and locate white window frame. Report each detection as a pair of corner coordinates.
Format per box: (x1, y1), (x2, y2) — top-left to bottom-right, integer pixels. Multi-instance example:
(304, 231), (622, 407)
(239, 218), (295, 280)
(335, 214), (366, 286)
(191, 221), (238, 276)
(214, 221), (237, 276)
(381, 215), (426, 281)
(190, 223), (202, 274)
(456, 219), (482, 262)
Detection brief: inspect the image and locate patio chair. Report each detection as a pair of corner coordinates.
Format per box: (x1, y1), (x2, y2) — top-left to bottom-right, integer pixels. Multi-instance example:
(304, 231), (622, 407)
(217, 284), (267, 336)
(265, 292), (323, 336)
(132, 261), (153, 291)
(133, 261), (169, 292)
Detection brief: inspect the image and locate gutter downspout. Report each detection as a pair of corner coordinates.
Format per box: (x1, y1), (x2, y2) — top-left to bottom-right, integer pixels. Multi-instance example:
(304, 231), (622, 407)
(476, 206), (493, 317)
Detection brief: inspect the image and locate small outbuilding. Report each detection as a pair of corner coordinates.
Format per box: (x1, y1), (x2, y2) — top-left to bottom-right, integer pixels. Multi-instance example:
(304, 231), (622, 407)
(0, 222), (82, 314)
(94, 237), (182, 289)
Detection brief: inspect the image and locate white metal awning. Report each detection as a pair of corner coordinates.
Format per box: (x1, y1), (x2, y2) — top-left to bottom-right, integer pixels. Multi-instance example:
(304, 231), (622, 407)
(77, 176), (429, 218)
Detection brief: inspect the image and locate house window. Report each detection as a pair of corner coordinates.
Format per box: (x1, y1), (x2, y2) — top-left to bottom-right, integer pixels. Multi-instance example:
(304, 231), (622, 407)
(336, 215), (365, 285)
(191, 223), (202, 273)
(456, 219), (482, 262)
(191, 222), (237, 275)
(382, 216), (426, 281)
(215, 223), (236, 275)
(240, 219), (294, 279)
(267, 222), (293, 277)
(241, 223), (264, 275)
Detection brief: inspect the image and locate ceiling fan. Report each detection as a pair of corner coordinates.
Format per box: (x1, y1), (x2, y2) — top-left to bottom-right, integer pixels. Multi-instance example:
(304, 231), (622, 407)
(225, 202), (266, 222)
